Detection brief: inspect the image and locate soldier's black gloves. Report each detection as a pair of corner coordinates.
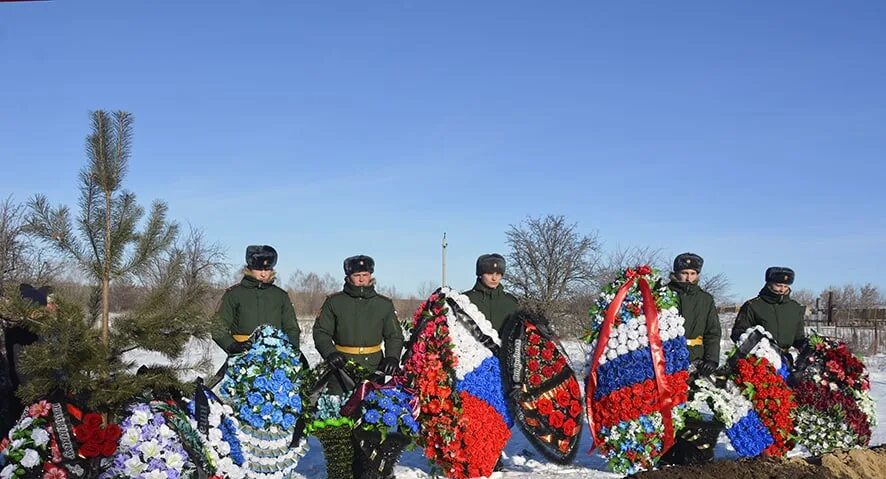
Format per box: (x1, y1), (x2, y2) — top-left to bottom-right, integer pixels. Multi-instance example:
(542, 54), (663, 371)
(379, 357), (399, 376)
(226, 340), (252, 355)
(326, 352), (346, 370)
(697, 360), (718, 376)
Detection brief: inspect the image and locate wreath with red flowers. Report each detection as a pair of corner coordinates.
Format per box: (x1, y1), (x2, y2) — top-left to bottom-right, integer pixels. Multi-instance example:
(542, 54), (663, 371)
(733, 357), (796, 456)
(499, 314), (583, 464)
(401, 294), (470, 478)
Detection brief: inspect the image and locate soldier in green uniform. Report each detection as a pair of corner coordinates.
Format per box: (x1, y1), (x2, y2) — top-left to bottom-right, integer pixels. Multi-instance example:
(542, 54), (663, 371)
(313, 255), (404, 395)
(731, 266), (806, 350)
(463, 253), (519, 333)
(668, 253), (720, 376)
(212, 245), (301, 354)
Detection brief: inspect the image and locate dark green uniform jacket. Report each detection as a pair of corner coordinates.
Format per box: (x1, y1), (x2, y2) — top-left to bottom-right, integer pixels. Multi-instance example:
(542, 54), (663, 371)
(731, 287), (806, 350)
(212, 274), (300, 352)
(668, 279), (721, 363)
(463, 280), (519, 334)
(312, 282), (404, 375)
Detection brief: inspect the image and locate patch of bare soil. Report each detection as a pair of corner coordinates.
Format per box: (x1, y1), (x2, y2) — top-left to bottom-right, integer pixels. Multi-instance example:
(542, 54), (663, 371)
(631, 445), (886, 479)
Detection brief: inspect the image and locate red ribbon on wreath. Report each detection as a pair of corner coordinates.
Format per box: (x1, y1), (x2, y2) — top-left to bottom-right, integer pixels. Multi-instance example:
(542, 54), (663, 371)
(585, 265), (675, 454)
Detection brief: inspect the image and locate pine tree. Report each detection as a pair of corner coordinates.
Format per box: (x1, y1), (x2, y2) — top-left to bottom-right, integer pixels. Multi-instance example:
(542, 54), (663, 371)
(15, 110), (225, 413)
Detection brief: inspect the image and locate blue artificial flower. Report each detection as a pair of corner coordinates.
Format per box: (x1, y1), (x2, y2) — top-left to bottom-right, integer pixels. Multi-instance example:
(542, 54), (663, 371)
(249, 415), (266, 429)
(271, 409), (284, 425)
(364, 409), (381, 424)
(260, 403), (274, 416)
(282, 413), (296, 429)
(382, 412), (398, 428)
(254, 376), (269, 391)
(289, 395), (302, 411)
(379, 396), (394, 410)
(365, 391), (377, 402)
(639, 416), (654, 433)
(239, 405), (252, 418)
(247, 392), (264, 406)
(272, 369), (288, 382)
(274, 392), (290, 407)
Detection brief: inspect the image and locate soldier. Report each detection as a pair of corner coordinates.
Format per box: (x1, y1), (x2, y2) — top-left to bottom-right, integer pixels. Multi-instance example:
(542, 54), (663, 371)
(731, 266), (806, 350)
(212, 245), (300, 354)
(668, 253), (720, 376)
(313, 255), (404, 395)
(463, 253), (519, 333)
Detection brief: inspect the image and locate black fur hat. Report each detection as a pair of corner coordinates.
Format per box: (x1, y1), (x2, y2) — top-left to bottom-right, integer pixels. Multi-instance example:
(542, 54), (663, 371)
(19, 283), (47, 306)
(246, 245), (277, 270)
(673, 253), (704, 273)
(765, 267), (795, 285)
(344, 255), (375, 275)
(476, 253), (506, 276)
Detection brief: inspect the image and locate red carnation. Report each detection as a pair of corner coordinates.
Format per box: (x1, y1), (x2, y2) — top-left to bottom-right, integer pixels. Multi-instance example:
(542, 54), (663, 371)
(527, 360), (540, 372)
(527, 346), (540, 357)
(528, 334), (541, 345)
(529, 374), (542, 387)
(556, 390), (571, 408)
(541, 366), (554, 378)
(541, 349), (554, 361)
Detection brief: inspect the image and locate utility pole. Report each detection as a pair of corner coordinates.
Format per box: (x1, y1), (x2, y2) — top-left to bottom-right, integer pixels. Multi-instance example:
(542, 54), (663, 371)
(441, 233), (448, 288)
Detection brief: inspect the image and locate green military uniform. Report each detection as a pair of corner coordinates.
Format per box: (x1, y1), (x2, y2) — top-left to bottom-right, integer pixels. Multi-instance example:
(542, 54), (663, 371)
(313, 282), (404, 394)
(463, 279), (519, 333)
(212, 274), (301, 352)
(668, 279), (720, 363)
(731, 286), (806, 350)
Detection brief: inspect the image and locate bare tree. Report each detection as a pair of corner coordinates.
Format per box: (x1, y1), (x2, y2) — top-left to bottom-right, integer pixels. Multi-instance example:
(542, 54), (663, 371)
(791, 288), (817, 309)
(700, 272), (733, 306)
(416, 280), (439, 299)
(593, 245), (667, 288)
(858, 283), (882, 309)
(505, 214), (601, 314)
(287, 269), (338, 316)
(0, 196), (63, 288)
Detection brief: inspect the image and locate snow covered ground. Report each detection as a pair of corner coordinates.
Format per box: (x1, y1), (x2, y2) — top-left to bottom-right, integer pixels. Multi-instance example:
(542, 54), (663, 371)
(131, 332), (885, 479)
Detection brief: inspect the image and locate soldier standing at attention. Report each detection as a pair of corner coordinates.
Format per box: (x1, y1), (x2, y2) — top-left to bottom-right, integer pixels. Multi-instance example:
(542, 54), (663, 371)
(731, 266), (806, 351)
(212, 245), (300, 354)
(463, 253), (519, 333)
(668, 253), (721, 376)
(313, 255), (404, 395)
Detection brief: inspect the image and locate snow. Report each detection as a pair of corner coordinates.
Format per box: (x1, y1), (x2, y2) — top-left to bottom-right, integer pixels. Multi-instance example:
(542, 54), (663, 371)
(129, 334), (886, 479)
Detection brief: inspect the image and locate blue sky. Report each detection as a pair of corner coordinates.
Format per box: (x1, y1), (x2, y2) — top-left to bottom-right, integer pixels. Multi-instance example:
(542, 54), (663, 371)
(1, 1), (885, 302)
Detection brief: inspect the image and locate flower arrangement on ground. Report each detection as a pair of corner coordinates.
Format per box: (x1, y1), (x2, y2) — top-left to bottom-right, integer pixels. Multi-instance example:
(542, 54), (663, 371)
(583, 266), (691, 475)
(790, 332), (876, 454)
(728, 327), (797, 457)
(101, 402), (194, 479)
(499, 309), (583, 464)
(400, 288), (511, 479)
(0, 400), (121, 479)
(218, 325), (308, 478)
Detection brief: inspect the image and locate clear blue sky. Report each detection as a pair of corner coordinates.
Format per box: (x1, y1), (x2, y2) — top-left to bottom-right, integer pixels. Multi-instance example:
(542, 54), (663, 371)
(2, 1), (885, 303)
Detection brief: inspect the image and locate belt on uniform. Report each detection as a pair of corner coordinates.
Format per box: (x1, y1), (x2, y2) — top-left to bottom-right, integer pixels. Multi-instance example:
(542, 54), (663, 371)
(686, 336), (703, 346)
(232, 334), (251, 342)
(335, 344), (382, 354)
